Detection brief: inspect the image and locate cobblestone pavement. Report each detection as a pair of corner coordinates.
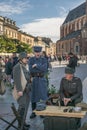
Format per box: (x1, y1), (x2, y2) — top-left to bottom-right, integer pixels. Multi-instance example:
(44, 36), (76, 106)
(0, 63), (87, 130)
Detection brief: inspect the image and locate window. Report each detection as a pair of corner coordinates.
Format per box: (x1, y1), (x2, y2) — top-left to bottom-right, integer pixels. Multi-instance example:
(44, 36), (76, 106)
(76, 46), (79, 53)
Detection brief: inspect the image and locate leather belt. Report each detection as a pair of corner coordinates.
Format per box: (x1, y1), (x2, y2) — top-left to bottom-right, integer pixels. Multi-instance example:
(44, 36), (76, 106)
(31, 73), (44, 77)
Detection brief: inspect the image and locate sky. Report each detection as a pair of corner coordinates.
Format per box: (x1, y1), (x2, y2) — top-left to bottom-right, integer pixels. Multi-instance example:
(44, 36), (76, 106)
(0, 0), (85, 42)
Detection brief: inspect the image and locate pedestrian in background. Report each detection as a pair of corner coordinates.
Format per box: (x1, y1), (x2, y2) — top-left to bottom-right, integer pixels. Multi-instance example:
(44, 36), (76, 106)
(5, 57), (13, 84)
(29, 46), (48, 119)
(67, 52), (78, 71)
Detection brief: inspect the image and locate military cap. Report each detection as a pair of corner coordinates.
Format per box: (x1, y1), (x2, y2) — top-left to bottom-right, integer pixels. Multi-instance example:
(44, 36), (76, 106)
(65, 67), (75, 74)
(18, 52), (27, 60)
(33, 46), (42, 52)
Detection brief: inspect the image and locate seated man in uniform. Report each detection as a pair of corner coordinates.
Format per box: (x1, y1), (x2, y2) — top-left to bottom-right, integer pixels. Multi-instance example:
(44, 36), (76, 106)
(59, 67), (83, 106)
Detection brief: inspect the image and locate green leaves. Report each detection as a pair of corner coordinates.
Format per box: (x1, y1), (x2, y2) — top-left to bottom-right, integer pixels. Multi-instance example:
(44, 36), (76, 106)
(0, 35), (32, 53)
(48, 84), (57, 94)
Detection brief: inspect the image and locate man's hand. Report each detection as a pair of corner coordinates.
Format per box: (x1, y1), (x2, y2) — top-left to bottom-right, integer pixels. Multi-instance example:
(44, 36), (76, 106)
(18, 91), (23, 97)
(63, 98), (71, 106)
(32, 64), (37, 68)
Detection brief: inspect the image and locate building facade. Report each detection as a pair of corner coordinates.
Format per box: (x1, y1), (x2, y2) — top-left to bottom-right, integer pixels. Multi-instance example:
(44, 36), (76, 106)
(0, 16), (55, 55)
(18, 31), (35, 47)
(0, 16), (35, 47)
(56, 1), (87, 56)
(3, 17), (19, 39)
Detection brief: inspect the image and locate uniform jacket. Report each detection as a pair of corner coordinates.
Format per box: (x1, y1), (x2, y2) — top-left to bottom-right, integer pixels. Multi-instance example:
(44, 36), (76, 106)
(13, 62), (30, 92)
(29, 56), (48, 102)
(60, 77), (83, 101)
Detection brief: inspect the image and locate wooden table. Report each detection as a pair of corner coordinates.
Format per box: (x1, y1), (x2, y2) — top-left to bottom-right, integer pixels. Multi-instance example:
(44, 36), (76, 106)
(35, 106), (87, 130)
(34, 105), (87, 118)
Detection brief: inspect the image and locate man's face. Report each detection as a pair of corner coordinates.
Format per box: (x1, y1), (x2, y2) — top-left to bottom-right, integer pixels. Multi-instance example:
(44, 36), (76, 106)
(21, 57), (28, 64)
(13, 53), (16, 57)
(65, 73), (73, 80)
(35, 52), (41, 58)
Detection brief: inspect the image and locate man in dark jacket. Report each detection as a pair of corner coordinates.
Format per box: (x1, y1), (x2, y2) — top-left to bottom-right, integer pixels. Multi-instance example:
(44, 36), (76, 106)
(5, 58), (13, 83)
(60, 67), (83, 106)
(68, 52), (78, 70)
(12, 52), (18, 67)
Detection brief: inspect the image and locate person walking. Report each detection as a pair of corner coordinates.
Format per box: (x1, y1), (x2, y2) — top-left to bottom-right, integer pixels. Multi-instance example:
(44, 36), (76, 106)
(29, 46), (48, 118)
(13, 52), (31, 130)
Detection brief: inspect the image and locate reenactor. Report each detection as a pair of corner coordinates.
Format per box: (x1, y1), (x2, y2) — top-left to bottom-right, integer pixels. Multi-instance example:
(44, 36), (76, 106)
(29, 46), (48, 118)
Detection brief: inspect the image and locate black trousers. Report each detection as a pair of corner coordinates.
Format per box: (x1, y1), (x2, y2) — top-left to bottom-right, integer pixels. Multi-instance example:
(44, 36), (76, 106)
(32, 102), (36, 111)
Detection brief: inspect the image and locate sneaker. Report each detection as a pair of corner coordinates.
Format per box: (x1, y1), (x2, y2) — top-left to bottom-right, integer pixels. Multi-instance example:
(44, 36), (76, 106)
(30, 112), (36, 119)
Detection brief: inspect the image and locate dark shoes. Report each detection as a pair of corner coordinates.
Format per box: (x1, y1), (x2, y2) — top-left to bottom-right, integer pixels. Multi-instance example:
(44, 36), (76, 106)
(30, 112), (36, 119)
(18, 123), (30, 130)
(24, 123), (30, 128)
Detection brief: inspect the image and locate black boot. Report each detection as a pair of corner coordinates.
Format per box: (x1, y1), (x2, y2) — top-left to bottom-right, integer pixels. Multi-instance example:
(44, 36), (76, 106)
(30, 112), (36, 119)
(18, 108), (30, 129)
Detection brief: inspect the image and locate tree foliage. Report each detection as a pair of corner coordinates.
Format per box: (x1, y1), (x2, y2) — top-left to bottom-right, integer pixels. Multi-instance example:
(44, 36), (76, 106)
(0, 35), (32, 53)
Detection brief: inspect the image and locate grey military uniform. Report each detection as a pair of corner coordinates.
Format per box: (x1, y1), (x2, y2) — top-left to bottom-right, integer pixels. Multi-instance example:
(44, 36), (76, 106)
(13, 62), (30, 127)
(60, 77), (83, 106)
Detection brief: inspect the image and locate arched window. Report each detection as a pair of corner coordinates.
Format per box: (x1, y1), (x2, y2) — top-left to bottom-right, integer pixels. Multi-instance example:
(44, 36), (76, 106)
(75, 22), (77, 31)
(79, 20), (81, 30)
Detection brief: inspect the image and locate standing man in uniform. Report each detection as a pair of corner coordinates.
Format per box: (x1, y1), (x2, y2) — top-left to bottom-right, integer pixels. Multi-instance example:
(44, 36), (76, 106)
(13, 52), (31, 130)
(29, 46), (48, 118)
(59, 67), (83, 106)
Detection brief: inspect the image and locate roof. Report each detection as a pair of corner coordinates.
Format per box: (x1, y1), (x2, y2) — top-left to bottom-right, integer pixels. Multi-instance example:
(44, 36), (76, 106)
(4, 23), (19, 30)
(60, 30), (81, 41)
(63, 2), (86, 25)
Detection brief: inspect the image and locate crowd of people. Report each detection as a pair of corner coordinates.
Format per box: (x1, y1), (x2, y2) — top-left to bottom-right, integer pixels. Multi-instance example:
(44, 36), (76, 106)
(0, 48), (84, 130)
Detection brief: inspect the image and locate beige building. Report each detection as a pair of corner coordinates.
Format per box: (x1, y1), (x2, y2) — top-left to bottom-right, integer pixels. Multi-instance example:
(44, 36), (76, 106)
(0, 16), (55, 55)
(18, 31), (35, 47)
(50, 43), (56, 56)
(34, 36), (56, 56)
(3, 17), (19, 39)
(0, 16), (35, 47)
(34, 36), (46, 51)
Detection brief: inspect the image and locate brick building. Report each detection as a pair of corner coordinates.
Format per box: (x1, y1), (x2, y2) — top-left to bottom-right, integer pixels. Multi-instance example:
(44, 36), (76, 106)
(56, 1), (87, 56)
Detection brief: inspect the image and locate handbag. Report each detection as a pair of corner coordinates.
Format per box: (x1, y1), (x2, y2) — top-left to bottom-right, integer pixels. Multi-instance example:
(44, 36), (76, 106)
(12, 85), (20, 100)
(12, 64), (27, 100)
(0, 79), (6, 95)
